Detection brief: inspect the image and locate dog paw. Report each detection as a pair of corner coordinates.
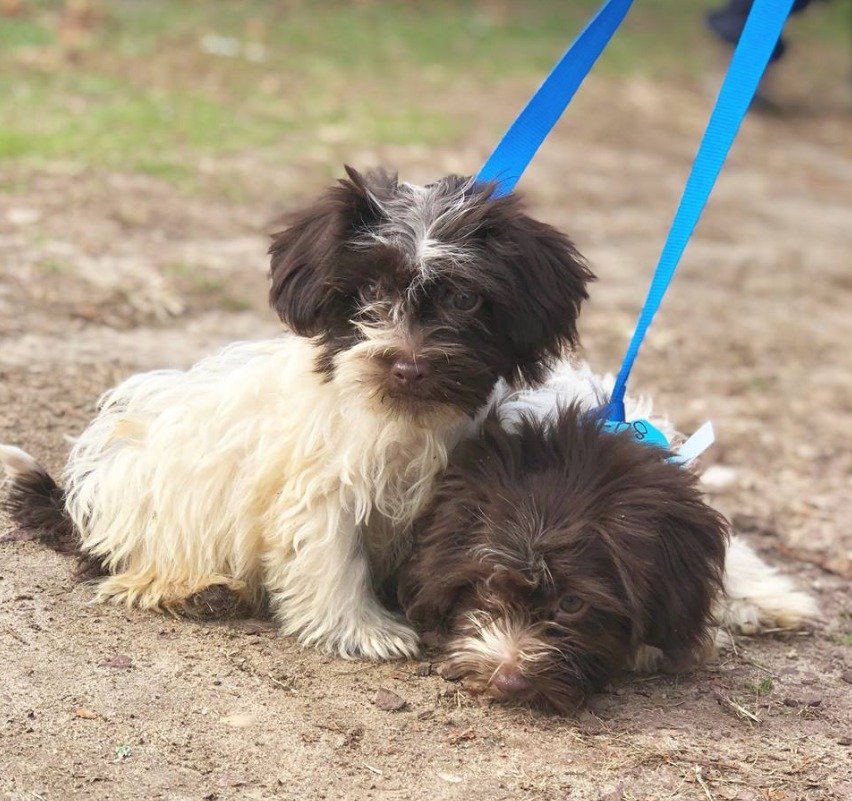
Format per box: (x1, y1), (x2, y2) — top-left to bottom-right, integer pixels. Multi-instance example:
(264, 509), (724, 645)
(179, 583), (253, 620)
(335, 613), (420, 661)
(723, 599), (762, 635)
(301, 610), (419, 661)
(720, 592), (819, 634)
(282, 603), (420, 660)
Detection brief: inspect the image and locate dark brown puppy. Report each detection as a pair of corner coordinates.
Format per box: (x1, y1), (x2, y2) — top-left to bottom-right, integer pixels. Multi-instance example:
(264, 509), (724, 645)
(269, 167), (593, 417)
(398, 406), (728, 712)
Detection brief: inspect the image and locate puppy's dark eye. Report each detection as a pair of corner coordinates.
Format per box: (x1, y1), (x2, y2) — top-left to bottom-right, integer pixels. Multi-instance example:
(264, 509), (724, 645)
(360, 281), (382, 302)
(450, 290), (481, 312)
(557, 595), (585, 616)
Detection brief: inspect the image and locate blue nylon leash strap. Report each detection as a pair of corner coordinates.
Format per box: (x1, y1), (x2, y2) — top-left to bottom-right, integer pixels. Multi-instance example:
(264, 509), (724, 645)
(605, 0), (796, 422)
(476, 0), (635, 197)
(475, 0), (796, 458)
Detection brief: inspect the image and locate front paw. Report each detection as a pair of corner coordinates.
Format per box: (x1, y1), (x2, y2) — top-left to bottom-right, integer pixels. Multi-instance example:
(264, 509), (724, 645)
(281, 600), (420, 660)
(330, 612), (420, 661)
(292, 611), (420, 661)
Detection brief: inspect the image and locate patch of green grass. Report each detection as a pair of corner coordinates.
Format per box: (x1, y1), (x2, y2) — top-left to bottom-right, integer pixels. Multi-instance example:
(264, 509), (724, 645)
(0, 70), (291, 175)
(747, 676), (774, 696)
(1, 0), (845, 183)
(113, 743), (131, 761)
(0, 16), (55, 49)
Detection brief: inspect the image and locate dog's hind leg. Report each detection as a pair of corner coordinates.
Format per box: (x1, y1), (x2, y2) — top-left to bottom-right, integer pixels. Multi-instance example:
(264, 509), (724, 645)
(91, 569), (255, 619)
(263, 502), (419, 660)
(715, 535), (819, 634)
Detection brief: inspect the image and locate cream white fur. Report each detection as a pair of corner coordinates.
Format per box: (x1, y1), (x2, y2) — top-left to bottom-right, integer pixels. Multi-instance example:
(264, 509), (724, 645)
(486, 360), (674, 440)
(716, 535), (819, 633)
(444, 611), (555, 687)
(49, 335), (474, 659)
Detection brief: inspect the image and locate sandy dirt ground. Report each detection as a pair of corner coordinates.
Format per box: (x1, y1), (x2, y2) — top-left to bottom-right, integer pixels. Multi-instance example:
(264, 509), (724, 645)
(1, 75), (850, 800)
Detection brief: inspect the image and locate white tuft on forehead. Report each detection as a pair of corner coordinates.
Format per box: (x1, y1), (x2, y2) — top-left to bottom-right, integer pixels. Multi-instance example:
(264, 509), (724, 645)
(354, 179), (483, 285)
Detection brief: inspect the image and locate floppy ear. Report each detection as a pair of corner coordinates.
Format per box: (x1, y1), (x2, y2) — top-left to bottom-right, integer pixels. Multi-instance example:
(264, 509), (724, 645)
(616, 474), (729, 668)
(268, 166), (392, 335)
(398, 420), (517, 628)
(484, 198), (595, 383)
(397, 481), (485, 629)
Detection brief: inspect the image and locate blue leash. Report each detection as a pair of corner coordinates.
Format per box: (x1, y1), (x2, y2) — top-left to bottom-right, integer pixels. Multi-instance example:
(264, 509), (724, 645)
(605, 0), (796, 423)
(477, 0), (635, 197)
(477, 0), (795, 456)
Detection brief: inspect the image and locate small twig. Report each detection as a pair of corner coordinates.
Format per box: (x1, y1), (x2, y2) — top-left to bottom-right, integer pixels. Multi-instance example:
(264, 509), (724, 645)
(694, 766), (714, 801)
(741, 657), (777, 678)
(724, 629), (740, 659)
(715, 692), (759, 724)
(363, 763), (383, 776)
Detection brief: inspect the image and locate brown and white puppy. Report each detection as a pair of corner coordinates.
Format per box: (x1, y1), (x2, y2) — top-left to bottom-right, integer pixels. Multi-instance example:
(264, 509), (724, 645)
(398, 404), (730, 711)
(0, 168), (593, 661)
(398, 365), (818, 711)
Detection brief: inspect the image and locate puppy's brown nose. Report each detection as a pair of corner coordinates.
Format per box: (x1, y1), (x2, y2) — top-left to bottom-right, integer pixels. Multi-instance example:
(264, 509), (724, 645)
(491, 665), (533, 697)
(391, 358), (428, 386)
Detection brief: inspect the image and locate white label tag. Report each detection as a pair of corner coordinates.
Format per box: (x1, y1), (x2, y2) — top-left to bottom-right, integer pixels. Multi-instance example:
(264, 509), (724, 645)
(670, 421), (715, 465)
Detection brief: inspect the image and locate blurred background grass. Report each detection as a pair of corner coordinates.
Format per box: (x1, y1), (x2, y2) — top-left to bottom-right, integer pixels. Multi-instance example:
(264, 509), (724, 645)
(1, 0), (848, 189)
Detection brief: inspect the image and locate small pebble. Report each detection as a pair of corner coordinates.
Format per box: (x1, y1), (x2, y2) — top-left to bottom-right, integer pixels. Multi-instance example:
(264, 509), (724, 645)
(373, 688), (407, 712)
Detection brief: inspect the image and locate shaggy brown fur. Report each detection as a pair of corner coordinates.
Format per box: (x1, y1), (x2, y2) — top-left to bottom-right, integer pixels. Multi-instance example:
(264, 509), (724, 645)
(398, 406), (729, 713)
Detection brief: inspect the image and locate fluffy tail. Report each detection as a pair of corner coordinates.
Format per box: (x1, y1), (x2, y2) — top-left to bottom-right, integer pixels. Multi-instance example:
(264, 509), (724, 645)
(0, 445), (103, 578)
(715, 535), (819, 634)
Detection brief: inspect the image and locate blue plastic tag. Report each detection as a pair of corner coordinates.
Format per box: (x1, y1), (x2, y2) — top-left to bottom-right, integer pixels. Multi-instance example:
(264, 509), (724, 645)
(601, 418), (670, 450)
(601, 418), (715, 466)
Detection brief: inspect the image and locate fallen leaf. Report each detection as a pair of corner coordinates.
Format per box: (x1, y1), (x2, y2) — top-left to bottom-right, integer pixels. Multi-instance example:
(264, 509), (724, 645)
(373, 688), (407, 712)
(448, 727), (476, 744)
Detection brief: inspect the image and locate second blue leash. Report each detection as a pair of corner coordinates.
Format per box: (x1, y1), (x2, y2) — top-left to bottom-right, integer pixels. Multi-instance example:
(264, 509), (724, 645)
(477, 0), (635, 197)
(605, 0), (797, 423)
